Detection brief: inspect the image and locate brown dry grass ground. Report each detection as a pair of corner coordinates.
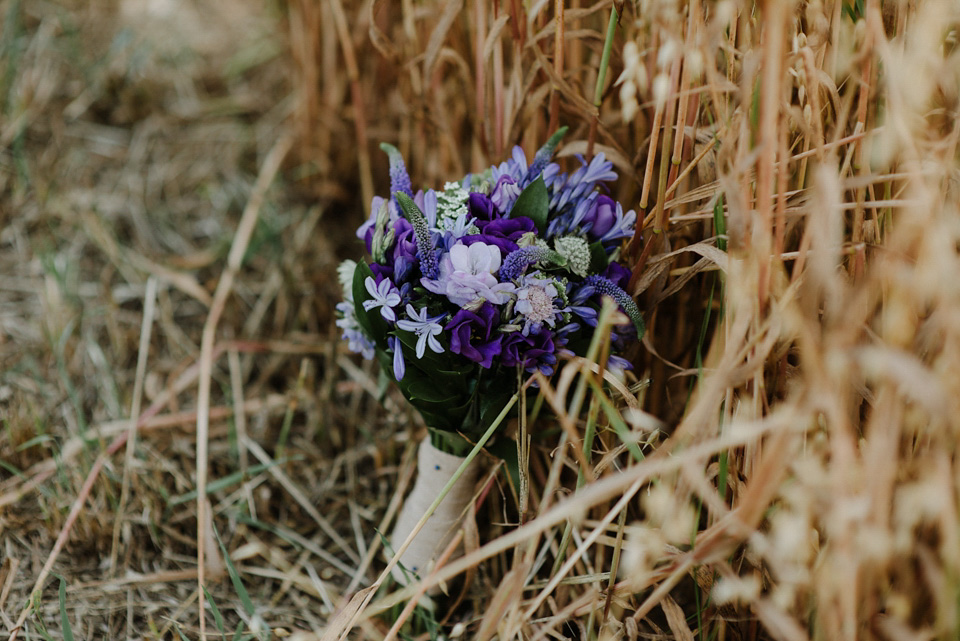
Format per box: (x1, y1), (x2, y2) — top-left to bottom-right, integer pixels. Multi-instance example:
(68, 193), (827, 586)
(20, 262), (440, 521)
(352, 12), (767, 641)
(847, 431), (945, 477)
(2, 1), (960, 640)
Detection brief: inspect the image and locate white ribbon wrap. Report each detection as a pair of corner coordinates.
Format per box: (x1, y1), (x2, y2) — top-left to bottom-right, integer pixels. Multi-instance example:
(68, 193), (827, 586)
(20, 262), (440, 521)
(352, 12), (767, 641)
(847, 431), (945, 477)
(390, 438), (479, 588)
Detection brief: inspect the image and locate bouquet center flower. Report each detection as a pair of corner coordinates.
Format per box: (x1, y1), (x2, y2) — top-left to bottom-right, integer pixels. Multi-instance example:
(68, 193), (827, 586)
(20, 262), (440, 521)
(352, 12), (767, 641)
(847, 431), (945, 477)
(422, 241), (515, 307)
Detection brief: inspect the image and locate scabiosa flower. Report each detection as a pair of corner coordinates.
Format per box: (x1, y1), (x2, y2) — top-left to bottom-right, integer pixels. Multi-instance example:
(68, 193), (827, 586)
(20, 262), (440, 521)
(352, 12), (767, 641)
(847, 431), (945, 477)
(514, 273), (565, 336)
(362, 276), (401, 322)
(396, 304), (445, 359)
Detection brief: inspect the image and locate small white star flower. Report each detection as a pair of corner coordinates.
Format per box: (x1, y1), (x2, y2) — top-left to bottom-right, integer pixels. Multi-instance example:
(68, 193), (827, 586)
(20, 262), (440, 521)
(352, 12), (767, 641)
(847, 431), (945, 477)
(362, 276), (401, 322)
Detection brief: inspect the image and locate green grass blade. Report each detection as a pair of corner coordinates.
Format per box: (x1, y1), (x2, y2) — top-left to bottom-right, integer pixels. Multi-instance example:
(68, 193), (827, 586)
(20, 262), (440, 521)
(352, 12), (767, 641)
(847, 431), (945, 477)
(57, 575), (75, 641)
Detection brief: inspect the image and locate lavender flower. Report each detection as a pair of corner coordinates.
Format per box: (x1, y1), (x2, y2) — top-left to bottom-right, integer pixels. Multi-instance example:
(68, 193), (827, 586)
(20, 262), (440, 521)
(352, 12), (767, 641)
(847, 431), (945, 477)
(396, 304), (445, 358)
(362, 276), (401, 322)
(395, 192), (440, 279)
(523, 126), (567, 187)
(583, 275), (644, 338)
(379, 143), (414, 199)
(500, 245), (568, 281)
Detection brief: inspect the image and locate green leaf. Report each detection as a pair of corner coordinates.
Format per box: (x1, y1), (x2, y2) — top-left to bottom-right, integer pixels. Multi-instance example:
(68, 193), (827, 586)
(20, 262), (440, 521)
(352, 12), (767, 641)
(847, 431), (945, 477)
(588, 241), (609, 274)
(202, 586), (226, 637)
(476, 374), (519, 434)
(404, 379), (463, 404)
(352, 260), (389, 350)
(213, 525), (257, 618)
(509, 175), (549, 234)
(57, 575), (75, 641)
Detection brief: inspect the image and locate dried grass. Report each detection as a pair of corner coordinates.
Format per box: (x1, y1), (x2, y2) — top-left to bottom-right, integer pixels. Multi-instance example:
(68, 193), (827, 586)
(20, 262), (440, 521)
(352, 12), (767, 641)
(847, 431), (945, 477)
(2, 0), (959, 640)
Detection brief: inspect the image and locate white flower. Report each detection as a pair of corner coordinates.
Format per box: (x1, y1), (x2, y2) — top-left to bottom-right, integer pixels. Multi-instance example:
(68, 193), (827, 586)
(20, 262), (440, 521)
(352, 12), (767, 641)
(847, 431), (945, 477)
(362, 276), (401, 322)
(396, 304), (445, 358)
(422, 242), (515, 307)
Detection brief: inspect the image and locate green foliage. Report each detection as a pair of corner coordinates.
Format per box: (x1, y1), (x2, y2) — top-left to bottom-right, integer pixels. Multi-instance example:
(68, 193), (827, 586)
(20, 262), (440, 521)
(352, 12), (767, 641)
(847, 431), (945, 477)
(509, 175), (549, 234)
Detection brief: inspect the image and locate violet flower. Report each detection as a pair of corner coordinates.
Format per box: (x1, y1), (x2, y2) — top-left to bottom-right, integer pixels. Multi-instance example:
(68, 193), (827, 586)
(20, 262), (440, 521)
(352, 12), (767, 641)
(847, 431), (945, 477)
(445, 302), (502, 368)
(462, 216), (536, 255)
(501, 328), (557, 375)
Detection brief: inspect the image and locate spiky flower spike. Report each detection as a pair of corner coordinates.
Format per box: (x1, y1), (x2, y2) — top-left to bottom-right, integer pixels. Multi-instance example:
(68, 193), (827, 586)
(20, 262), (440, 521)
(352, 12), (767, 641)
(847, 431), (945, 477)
(380, 143), (414, 199)
(584, 275), (645, 339)
(395, 191), (440, 279)
(500, 246), (568, 281)
(524, 126), (568, 186)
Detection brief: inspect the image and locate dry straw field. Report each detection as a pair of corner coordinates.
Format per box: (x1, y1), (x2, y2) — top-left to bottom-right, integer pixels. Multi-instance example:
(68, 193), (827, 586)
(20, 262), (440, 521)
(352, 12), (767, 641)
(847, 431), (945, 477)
(2, 0), (959, 639)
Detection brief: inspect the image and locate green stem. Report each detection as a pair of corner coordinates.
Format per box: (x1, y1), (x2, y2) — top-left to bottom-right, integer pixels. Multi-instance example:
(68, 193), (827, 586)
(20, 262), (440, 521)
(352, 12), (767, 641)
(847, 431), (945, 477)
(594, 7), (620, 107)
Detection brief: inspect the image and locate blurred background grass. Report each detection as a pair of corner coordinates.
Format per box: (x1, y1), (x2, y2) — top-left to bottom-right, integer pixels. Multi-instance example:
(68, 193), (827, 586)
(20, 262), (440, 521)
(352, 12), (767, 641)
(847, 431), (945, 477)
(1, 1), (959, 640)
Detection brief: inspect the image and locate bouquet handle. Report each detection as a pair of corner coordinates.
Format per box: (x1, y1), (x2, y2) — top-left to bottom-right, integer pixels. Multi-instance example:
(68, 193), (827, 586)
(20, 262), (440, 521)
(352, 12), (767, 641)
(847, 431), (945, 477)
(389, 437), (480, 588)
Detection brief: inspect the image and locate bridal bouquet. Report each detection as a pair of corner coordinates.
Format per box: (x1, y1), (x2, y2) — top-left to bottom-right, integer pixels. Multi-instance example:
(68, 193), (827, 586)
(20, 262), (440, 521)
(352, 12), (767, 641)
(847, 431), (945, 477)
(336, 129), (643, 584)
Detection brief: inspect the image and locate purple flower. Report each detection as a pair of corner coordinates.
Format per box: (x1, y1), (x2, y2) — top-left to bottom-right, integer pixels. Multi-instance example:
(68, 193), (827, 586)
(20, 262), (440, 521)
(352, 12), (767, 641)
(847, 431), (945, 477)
(568, 282), (599, 327)
(362, 276), (401, 322)
(501, 328), (557, 375)
(389, 336), (406, 380)
(445, 302), (502, 368)
(468, 192), (495, 221)
(490, 175), (522, 214)
(499, 245), (567, 281)
(421, 242), (516, 307)
(335, 301), (376, 359)
(604, 262), (632, 289)
(391, 218), (417, 268)
(380, 143), (414, 199)
(584, 194), (618, 239)
(462, 216), (536, 255)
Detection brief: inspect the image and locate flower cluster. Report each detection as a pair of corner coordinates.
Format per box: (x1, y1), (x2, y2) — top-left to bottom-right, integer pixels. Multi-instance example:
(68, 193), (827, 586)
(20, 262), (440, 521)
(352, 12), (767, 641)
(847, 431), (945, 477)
(338, 129), (643, 437)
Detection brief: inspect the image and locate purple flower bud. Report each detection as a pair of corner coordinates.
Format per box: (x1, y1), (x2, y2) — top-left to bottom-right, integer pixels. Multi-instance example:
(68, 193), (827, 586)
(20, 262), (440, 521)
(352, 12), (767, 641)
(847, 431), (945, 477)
(380, 143), (414, 199)
(584, 195), (618, 239)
